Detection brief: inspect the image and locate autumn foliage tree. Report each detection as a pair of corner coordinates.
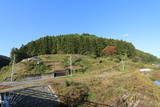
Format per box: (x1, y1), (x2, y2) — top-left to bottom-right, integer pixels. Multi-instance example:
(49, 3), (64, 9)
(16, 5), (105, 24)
(102, 46), (118, 56)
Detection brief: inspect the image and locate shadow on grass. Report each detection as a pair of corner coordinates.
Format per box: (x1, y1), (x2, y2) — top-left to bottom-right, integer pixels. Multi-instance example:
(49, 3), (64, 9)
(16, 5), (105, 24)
(1, 87), (113, 107)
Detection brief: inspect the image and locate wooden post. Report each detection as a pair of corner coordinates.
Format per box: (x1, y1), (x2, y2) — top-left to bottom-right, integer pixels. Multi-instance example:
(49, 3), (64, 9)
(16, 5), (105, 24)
(70, 55), (73, 76)
(121, 54), (127, 71)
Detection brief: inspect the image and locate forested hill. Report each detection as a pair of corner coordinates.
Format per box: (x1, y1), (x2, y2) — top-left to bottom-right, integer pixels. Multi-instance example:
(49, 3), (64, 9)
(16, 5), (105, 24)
(135, 50), (159, 63)
(0, 55), (10, 68)
(11, 34), (158, 63)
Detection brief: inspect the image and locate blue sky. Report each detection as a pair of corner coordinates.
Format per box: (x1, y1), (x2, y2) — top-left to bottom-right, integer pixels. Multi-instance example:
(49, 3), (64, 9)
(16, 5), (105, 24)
(0, 0), (160, 57)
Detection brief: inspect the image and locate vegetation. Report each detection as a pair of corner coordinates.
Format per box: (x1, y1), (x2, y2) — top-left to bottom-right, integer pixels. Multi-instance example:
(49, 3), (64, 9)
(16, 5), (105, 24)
(52, 71), (160, 107)
(60, 83), (89, 107)
(0, 55), (10, 68)
(10, 34), (159, 64)
(23, 61), (51, 73)
(0, 54), (147, 81)
(133, 49), (159, 63)
(101, 45), (118, 56)
(0, 66), (10, 81)
(0, 33), (159, 106)
(10, 34), (137, 62)
(0, 53), (160, 106)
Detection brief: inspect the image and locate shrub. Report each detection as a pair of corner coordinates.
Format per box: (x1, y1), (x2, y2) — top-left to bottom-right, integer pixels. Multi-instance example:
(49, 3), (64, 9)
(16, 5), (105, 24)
(25, 61), (35, 71)
(24, 61), (50, 73)
(36, 64), (50, 73)
(64, 80), (80, 87)
(61, 85), (89, 107)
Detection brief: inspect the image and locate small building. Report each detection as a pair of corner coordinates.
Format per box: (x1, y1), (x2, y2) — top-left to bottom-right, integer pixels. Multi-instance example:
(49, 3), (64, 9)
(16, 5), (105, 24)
(22, 69), (71, 81)
(53, 69), (70, 77)
(21, 57), (41, 63)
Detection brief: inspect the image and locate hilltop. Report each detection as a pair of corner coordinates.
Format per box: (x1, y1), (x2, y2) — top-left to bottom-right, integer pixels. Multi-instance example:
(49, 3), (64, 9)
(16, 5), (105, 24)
(10, 34), (159, 63)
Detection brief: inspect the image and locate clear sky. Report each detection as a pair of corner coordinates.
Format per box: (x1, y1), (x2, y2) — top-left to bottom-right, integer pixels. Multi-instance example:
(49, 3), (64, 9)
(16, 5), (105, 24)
(0, 0), (160, 57)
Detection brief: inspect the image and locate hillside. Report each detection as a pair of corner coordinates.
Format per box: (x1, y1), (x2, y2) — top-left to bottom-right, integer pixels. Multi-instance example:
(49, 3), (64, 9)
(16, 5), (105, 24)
(135, 49), (159, 63)
(1, 34), (160, 106)
(52, 71), (160, 107)
(0, 55), (10, 68)
(1, 54), (160, 106)
(0, 54), (152, 81)
(10, 34), (159, 63)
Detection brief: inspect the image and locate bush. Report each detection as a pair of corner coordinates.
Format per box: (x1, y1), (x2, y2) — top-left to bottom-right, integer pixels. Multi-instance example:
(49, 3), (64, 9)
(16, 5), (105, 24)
(61, 85), (89, 107)
(24, 61), (50, 73)
(64, 80), (80, 87)
(0, 66), (10, 72)
(36, 64), (50, 73)
(25, 61), (35, 71)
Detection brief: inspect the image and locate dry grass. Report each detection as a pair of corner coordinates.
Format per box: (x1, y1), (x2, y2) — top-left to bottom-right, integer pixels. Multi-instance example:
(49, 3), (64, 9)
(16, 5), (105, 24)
(52, 71), (160, 107)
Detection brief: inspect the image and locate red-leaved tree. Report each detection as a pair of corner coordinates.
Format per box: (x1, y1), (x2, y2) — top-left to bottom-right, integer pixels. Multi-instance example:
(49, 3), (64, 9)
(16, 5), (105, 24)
(102, 46), (117, 55)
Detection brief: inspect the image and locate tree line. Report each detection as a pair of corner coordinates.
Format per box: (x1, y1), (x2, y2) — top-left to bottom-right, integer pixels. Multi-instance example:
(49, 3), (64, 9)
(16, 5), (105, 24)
(10, 33), (158, 63)
(134, 50), (158, 63)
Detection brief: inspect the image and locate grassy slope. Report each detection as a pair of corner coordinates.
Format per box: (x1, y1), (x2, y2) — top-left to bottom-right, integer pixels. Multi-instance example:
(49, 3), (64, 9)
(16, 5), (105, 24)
(1, 54), (160, 106)
(52, 71), (160, 107)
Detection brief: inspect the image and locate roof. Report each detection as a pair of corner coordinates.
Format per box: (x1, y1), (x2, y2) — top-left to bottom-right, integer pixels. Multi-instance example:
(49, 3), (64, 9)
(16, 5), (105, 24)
(28, 57), (41, 61)
(54, 69), (70, 73)
(21, 57), (41, 62)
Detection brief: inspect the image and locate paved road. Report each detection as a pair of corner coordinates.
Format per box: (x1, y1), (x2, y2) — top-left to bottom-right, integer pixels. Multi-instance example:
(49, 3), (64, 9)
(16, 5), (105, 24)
(0, 78), (59, 93)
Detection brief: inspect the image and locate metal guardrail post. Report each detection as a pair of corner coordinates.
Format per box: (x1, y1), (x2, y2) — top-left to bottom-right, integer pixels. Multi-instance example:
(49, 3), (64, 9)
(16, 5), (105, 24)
(0, 93), (3, 107)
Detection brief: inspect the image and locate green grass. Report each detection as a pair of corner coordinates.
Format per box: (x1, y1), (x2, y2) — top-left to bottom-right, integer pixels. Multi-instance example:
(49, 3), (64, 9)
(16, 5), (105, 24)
(0, 66), (11, 81)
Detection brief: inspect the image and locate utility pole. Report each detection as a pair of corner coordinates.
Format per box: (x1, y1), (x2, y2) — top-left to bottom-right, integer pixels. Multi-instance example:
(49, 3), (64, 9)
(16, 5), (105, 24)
(70, 55), (73, 76)
(121, 54), (127, 71)
(121, 58), (125, 71)
(11, 54), (15, 82)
